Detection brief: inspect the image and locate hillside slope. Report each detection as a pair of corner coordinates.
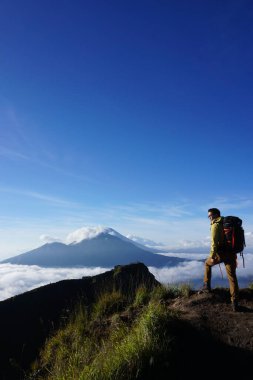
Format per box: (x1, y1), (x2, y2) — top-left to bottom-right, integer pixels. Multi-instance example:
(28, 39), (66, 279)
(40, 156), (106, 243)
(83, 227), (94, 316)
(0, 264), (252, 380)
(0, 263), (158, 380)
(31, 284), (253, 380)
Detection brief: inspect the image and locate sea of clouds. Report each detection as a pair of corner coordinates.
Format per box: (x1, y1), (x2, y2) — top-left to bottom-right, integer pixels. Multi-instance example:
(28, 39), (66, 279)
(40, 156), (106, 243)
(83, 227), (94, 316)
(0, 252), (252, 302)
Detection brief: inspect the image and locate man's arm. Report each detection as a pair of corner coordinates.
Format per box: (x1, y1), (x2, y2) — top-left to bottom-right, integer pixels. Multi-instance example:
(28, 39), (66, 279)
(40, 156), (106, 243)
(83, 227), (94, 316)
(210, 222), (220, 259)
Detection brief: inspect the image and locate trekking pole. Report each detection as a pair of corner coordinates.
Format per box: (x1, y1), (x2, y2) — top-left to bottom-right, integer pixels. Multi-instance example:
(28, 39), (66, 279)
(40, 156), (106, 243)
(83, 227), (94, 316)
(241, 252), (245, 268)
(218, 263), (223, 279)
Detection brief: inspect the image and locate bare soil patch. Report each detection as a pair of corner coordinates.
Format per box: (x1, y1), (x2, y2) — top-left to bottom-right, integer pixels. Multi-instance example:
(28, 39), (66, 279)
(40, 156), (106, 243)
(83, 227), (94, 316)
(170, 288), (253, 351)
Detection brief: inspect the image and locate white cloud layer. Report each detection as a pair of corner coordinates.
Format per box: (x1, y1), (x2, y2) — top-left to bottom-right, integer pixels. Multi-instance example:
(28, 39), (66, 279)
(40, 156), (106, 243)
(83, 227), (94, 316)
(0, 264), (109, 301)
(40, 234), (61, 244)
(126, 234), (165, 247)
(0, 253), (252, 302)
(65, 226), (118, 244)
(37, 227), (123, 246)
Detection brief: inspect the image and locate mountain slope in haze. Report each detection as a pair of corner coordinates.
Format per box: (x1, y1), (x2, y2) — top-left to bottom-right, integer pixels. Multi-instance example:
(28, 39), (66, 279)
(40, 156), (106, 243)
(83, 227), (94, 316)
(1, 230), (185, 268)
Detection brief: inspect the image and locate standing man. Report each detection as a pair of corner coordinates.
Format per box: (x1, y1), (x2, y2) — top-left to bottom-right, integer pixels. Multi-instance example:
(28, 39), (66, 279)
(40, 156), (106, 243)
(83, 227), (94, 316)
(199, 208), (239, 312)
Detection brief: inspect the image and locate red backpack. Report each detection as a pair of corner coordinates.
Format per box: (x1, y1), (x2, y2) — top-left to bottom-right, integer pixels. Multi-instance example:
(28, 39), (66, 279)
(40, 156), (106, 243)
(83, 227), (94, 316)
(223, 216), (246, 266)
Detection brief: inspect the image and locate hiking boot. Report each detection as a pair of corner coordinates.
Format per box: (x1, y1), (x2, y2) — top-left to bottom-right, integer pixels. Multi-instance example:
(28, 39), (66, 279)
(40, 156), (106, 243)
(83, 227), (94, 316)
(198, 283), (211, 294)
(232, 300), (239, 312)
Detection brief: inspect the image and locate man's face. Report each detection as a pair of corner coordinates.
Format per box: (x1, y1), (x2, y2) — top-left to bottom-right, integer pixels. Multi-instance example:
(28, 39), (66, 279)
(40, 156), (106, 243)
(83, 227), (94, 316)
(208, 212), (217, 221)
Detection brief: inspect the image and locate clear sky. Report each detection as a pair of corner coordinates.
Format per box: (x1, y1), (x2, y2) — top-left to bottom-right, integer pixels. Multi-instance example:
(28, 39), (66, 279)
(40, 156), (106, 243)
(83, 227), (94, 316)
(1, 0), (253, 259)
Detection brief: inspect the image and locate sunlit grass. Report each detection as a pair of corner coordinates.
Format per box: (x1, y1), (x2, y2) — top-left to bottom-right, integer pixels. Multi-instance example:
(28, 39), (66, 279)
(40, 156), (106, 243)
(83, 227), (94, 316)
(30, 283), (192, 380)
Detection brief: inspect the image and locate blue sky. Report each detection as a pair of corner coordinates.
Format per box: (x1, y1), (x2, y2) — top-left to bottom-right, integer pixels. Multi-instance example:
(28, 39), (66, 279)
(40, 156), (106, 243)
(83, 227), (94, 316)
(1, 0), (253, 259)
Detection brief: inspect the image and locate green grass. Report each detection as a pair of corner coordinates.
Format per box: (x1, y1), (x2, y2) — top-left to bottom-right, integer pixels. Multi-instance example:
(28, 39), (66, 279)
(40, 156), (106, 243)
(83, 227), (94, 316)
(133, 285), (151, 307)
(79, 301), (176, 380)
(151, 283), (192, 301)
(92, 290), (127, 320)
(29, 284), (190, 380)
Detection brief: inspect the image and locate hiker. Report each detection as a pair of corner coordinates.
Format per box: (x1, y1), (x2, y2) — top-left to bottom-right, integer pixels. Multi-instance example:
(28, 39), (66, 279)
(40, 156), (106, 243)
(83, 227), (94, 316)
(199, 208), (239, 312)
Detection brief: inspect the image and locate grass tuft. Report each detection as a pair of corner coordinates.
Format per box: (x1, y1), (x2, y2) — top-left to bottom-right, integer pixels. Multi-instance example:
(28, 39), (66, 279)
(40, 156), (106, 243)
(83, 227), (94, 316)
(133, 285), (151, 307)
(29, 283), (191, 380)
(79, 301), (175, 380)
(92, 290), (127, 320)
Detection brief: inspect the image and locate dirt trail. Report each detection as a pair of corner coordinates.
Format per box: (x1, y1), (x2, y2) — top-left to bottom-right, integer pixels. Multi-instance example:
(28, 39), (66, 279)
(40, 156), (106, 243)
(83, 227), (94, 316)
(169, 288), (253, 351)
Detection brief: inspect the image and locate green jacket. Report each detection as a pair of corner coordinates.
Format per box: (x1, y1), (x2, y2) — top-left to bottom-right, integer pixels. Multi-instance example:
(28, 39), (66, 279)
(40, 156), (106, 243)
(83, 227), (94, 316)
(210, 216), (225, 258)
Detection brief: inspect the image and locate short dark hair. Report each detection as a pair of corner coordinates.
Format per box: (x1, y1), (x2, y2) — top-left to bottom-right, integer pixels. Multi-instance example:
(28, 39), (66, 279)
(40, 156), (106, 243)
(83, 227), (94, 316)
(208, 208), (221, 216)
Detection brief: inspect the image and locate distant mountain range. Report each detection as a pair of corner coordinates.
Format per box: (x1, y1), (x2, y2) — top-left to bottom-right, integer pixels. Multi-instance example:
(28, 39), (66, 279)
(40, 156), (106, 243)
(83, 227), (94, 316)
(1, 228), (186, 268)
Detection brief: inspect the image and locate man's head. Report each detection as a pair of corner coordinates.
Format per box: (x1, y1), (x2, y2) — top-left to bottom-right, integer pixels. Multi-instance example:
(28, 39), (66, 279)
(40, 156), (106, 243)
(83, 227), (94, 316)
(208, 208), (221, 221)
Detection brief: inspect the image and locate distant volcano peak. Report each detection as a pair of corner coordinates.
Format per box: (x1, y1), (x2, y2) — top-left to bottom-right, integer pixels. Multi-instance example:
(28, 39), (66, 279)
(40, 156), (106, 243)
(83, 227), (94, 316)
(0, 225), (185, 268)
(66, 226), (123, 245)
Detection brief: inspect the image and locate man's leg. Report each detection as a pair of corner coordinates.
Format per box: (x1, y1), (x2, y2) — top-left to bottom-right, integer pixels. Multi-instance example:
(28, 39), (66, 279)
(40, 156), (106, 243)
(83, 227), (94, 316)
(224, 257), (239, 304)
(203, 256), (220, 288)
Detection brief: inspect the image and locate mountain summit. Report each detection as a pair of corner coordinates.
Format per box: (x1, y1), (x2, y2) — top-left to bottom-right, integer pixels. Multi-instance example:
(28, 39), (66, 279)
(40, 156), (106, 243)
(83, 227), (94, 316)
(1, 227), (184, 268)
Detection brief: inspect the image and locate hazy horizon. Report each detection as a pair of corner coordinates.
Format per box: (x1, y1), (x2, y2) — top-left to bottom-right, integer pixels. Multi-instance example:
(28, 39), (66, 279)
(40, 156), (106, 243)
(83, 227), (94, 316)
(1, 251), (252, 302)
